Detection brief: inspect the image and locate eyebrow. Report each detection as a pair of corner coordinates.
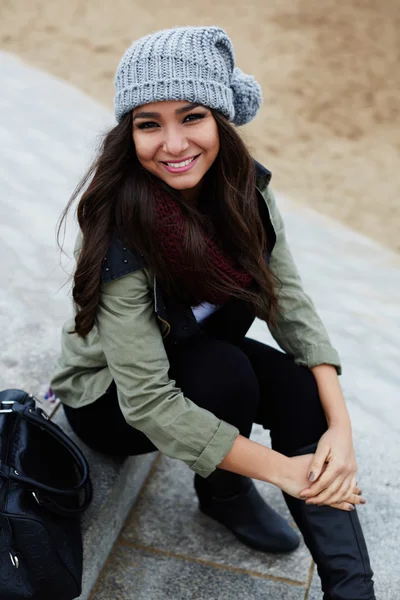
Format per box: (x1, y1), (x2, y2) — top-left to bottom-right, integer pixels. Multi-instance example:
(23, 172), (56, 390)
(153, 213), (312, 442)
(132, 102), (202, 121)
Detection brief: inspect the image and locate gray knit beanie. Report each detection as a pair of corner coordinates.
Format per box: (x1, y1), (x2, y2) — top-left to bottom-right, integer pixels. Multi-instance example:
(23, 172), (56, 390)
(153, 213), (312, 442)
(114, 26), (262, 126)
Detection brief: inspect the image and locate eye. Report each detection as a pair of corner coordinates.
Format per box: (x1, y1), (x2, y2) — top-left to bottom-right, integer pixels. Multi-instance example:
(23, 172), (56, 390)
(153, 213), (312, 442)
(184, 113), (205, 123)
(136, 121), (159, 130)
(135, 113), (206, 130)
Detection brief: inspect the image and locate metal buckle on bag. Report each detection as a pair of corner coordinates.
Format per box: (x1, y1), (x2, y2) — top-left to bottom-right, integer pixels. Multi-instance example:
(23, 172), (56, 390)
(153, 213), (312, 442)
(9, 552), (19, 568)
(0, 400), (14, 413)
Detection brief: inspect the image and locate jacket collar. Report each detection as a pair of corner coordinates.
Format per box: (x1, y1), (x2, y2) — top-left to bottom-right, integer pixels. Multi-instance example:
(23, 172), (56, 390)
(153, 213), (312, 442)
(254, 160), (272, 191)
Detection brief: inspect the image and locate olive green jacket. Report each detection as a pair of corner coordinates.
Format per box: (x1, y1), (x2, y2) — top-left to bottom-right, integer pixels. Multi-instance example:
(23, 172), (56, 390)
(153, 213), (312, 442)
(50, 182), (341, 478)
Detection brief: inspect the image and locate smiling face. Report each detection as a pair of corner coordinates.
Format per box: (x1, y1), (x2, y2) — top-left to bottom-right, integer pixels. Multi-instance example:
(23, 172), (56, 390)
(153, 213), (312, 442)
(132, 100), (220, 201)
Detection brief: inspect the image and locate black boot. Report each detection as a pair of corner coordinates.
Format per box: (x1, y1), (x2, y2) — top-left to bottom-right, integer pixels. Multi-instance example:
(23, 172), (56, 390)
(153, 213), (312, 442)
(281, 442), (376, 600)
(194, 470), (300, 553)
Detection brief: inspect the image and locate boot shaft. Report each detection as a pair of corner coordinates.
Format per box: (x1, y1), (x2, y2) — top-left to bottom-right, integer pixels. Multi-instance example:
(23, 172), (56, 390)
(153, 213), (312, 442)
(282, 442), (375, 600)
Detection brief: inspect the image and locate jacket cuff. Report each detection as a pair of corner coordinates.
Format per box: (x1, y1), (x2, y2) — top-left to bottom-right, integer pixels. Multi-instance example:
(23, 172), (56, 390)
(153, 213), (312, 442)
(190, 421), (240, 478)
(295, 345), (342, 376)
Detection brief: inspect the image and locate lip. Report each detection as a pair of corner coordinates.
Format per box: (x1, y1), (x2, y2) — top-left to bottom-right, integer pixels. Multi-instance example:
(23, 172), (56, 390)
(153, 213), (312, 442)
(160, 154), (201, 174)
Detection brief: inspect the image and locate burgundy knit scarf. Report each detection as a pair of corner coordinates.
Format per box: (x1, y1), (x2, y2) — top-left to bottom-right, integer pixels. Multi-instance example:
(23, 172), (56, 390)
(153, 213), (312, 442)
(153, 186), (254, 304)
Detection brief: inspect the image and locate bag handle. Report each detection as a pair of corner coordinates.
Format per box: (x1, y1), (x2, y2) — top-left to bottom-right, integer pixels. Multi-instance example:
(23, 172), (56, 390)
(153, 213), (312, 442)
(0, 402), (91, 498)
(32, 487), (93, 516)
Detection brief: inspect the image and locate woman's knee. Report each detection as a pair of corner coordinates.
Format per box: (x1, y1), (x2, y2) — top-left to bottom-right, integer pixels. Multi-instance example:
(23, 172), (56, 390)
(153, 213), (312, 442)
(269, 362), (329, 454)
(169, 338), (260, 416)
(206, 341), (260, 434)
(212, 340), (260, 395)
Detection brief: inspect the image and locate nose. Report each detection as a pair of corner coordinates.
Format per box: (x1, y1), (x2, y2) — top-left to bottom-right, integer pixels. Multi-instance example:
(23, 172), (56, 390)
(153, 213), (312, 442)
(162, 127), (189, 156)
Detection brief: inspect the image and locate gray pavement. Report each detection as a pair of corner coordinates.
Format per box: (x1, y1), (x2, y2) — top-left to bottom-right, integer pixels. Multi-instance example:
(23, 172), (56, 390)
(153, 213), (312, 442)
(1, 52), (399, 600)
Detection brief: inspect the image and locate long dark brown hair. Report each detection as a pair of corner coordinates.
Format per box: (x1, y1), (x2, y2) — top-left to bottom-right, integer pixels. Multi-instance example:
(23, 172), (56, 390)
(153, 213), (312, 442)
(57, 110), (280, 337)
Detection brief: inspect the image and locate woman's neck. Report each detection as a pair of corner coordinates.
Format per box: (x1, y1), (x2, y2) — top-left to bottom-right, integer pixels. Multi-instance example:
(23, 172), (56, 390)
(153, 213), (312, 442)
(180, 179), (204, 205)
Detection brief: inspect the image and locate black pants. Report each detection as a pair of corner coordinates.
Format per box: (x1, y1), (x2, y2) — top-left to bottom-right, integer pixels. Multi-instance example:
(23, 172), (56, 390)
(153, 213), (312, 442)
(63, 332), (329, 459)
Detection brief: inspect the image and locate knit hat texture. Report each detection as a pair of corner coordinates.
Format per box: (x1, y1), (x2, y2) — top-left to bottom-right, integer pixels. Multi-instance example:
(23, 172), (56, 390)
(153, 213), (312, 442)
(114, 26), (262, 126)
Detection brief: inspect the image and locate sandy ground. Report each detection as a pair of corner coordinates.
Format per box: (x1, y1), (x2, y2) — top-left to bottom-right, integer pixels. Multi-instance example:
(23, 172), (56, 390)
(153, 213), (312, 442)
(1, 0), (399, 253)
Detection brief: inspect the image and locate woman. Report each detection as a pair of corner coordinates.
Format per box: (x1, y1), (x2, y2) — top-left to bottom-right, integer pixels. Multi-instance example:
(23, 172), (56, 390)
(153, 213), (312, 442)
(51, 26), (376, 599)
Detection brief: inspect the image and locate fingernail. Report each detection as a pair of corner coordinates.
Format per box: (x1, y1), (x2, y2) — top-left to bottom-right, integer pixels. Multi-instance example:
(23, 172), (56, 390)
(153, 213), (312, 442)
(299, 495), (307, 500)
(308, 472), (315, 482)
(350, 505), (355, 510)
(360, 499), (366, 504)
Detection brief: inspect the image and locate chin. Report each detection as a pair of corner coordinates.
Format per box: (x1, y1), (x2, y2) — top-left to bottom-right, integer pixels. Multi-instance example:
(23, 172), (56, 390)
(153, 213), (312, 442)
(163, 175), (202, 191)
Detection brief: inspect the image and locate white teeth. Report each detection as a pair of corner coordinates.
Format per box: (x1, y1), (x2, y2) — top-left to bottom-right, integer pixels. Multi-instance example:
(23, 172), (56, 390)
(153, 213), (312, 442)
(166, 156), (196, 168)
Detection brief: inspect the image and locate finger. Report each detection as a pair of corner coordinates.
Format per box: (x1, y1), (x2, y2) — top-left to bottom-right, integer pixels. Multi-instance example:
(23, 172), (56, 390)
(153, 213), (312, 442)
(335, 477), (362, 505)
(299, 461), (329, 497)
(301, 462), (343, 498)
(307, 448), (329, 483)
(354, 481), (363, 496)
(329, 502), (356, 512)
(333, 476), (362, 505)
(343, 492), (366, 506)
(320, 493), (366, 508)
(305, 475), (346, 505)
(319, 475), (354, 506)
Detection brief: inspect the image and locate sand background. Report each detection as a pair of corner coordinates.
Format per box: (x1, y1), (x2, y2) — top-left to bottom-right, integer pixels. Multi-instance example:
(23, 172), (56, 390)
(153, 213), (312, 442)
(1, 0), (399, 253)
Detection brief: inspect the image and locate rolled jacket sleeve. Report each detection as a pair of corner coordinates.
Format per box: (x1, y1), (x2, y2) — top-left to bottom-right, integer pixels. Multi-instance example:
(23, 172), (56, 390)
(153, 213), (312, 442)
(96, 270), (239, 478)
(263, 187), (342, 375)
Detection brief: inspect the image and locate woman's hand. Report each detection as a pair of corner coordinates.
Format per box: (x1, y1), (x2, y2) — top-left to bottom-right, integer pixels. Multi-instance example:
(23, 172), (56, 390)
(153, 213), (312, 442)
(276, 453), (316, 499)
(278, 453), (363, 512)
(298, 425), (366, 509)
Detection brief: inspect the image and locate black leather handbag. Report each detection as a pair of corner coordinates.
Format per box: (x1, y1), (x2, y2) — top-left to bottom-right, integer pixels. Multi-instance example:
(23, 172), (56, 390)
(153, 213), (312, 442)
(0, 389), (93, 600)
